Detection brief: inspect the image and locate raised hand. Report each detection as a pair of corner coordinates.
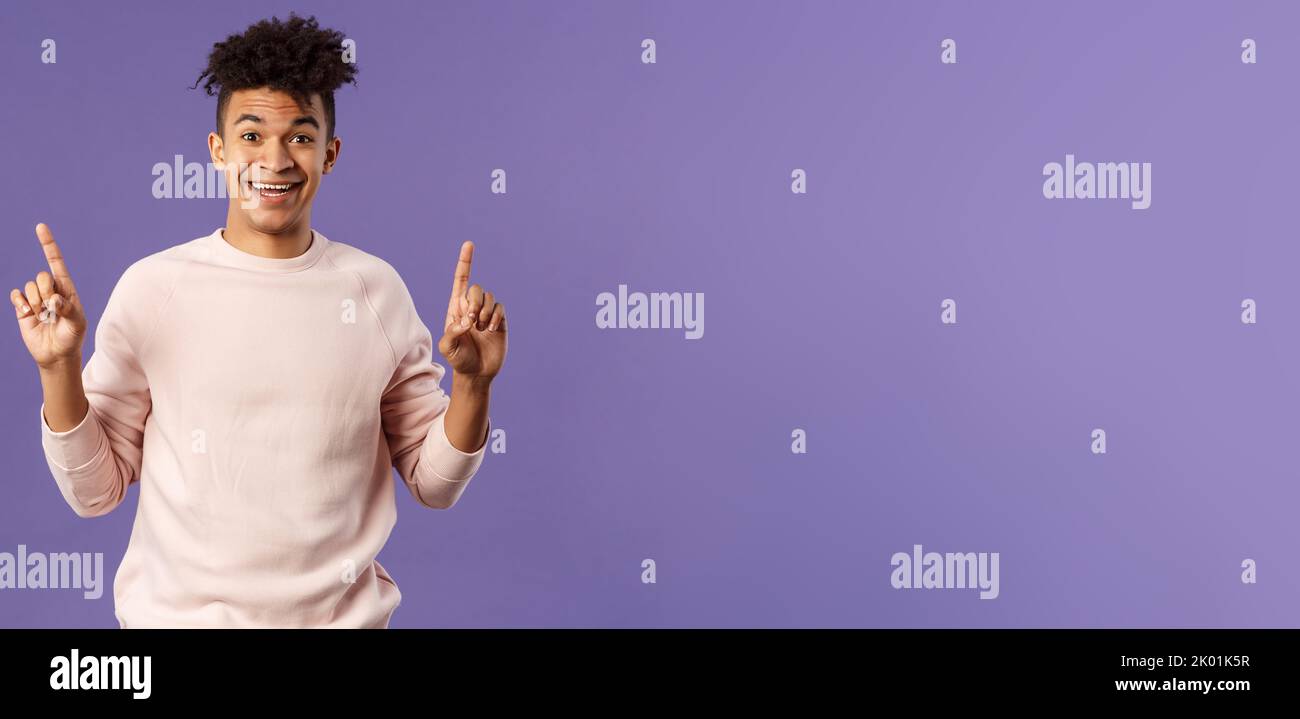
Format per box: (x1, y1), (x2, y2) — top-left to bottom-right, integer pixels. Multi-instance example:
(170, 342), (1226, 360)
(437, 240), (506, 381)
(10, 223), (89, 370)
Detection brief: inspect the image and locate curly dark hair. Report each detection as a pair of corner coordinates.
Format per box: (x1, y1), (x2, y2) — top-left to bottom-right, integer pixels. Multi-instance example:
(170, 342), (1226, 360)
(192, 13), (357, 140)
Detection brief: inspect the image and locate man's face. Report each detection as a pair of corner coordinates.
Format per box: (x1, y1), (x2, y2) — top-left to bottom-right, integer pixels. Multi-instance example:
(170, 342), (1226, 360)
(208, 87), (340, 235)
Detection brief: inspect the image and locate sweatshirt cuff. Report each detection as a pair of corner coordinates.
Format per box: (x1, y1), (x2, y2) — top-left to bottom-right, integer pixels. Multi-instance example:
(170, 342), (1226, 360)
(40, 402), (107, 472)
(423, 411), (489, 483)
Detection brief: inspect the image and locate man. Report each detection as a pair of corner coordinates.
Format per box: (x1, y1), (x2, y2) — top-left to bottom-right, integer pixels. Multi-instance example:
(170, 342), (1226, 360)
(8, 14), (507, 628)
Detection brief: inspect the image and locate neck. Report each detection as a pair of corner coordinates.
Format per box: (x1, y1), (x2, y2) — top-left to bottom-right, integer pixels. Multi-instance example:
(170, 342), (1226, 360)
(222, 213), (313, 259)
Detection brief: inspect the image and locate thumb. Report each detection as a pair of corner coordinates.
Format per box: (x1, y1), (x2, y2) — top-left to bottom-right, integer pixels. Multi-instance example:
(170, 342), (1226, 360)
(38, 294), (63, 323)
(45, 293), (76, 322)
(438, 315), (473, 356)
(46, 293), (85, 334)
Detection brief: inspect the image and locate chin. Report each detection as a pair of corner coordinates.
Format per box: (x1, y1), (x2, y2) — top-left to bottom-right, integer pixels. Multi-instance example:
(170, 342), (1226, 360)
(247, 215), (301, 234)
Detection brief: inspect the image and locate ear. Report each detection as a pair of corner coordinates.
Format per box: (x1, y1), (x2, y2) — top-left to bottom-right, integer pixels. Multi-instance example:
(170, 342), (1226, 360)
(207, 131), (224, 166)
(323, 136), (342, 175)
(209, 130), (242, 199)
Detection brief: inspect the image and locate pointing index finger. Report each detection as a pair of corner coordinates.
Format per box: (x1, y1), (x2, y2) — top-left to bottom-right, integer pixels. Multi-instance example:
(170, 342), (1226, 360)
(447, 240), (474, 314)
(36, 223), (77, 297)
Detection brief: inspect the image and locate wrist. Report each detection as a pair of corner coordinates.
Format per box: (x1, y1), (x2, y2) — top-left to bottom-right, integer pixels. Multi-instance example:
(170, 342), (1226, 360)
(38, 356), (81, 375)
(452, 373), (494, 395)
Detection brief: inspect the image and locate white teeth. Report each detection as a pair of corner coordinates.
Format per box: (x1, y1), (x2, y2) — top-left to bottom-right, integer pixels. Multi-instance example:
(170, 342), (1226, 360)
(252, 182), (294, 190)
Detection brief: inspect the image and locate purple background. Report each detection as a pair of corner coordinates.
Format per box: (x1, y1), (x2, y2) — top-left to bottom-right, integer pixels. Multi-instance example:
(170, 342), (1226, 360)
(2, 0), (1296, 627)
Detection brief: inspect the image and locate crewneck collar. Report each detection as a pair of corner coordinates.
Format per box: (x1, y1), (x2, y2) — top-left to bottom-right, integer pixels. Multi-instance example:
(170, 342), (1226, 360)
(208, 227), (329, 273)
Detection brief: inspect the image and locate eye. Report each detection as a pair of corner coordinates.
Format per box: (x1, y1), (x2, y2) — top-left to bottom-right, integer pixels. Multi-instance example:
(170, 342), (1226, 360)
(241, 132), (258, 142)
(291, 135), (313, 144)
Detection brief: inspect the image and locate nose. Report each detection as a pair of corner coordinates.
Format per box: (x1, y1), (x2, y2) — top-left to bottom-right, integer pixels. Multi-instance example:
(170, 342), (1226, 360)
(254, 141), (295, 177)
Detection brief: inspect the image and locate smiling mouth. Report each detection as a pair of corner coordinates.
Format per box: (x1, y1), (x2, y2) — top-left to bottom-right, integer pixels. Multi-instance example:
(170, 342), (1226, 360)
(246, 180), (302, 199)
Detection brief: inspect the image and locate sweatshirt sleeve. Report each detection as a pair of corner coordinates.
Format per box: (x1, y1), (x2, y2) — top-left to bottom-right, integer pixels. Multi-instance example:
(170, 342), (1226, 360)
(40, 260), (162, 518)
(377, 267), (489, 510)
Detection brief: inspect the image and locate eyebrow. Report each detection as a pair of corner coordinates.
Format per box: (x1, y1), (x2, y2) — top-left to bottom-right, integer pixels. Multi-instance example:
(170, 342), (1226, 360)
(234, 114), (320, 129)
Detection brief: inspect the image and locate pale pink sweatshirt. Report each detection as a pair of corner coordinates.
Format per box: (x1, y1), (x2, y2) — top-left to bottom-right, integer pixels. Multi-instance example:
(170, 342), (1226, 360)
(38, 227), (490, 628)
